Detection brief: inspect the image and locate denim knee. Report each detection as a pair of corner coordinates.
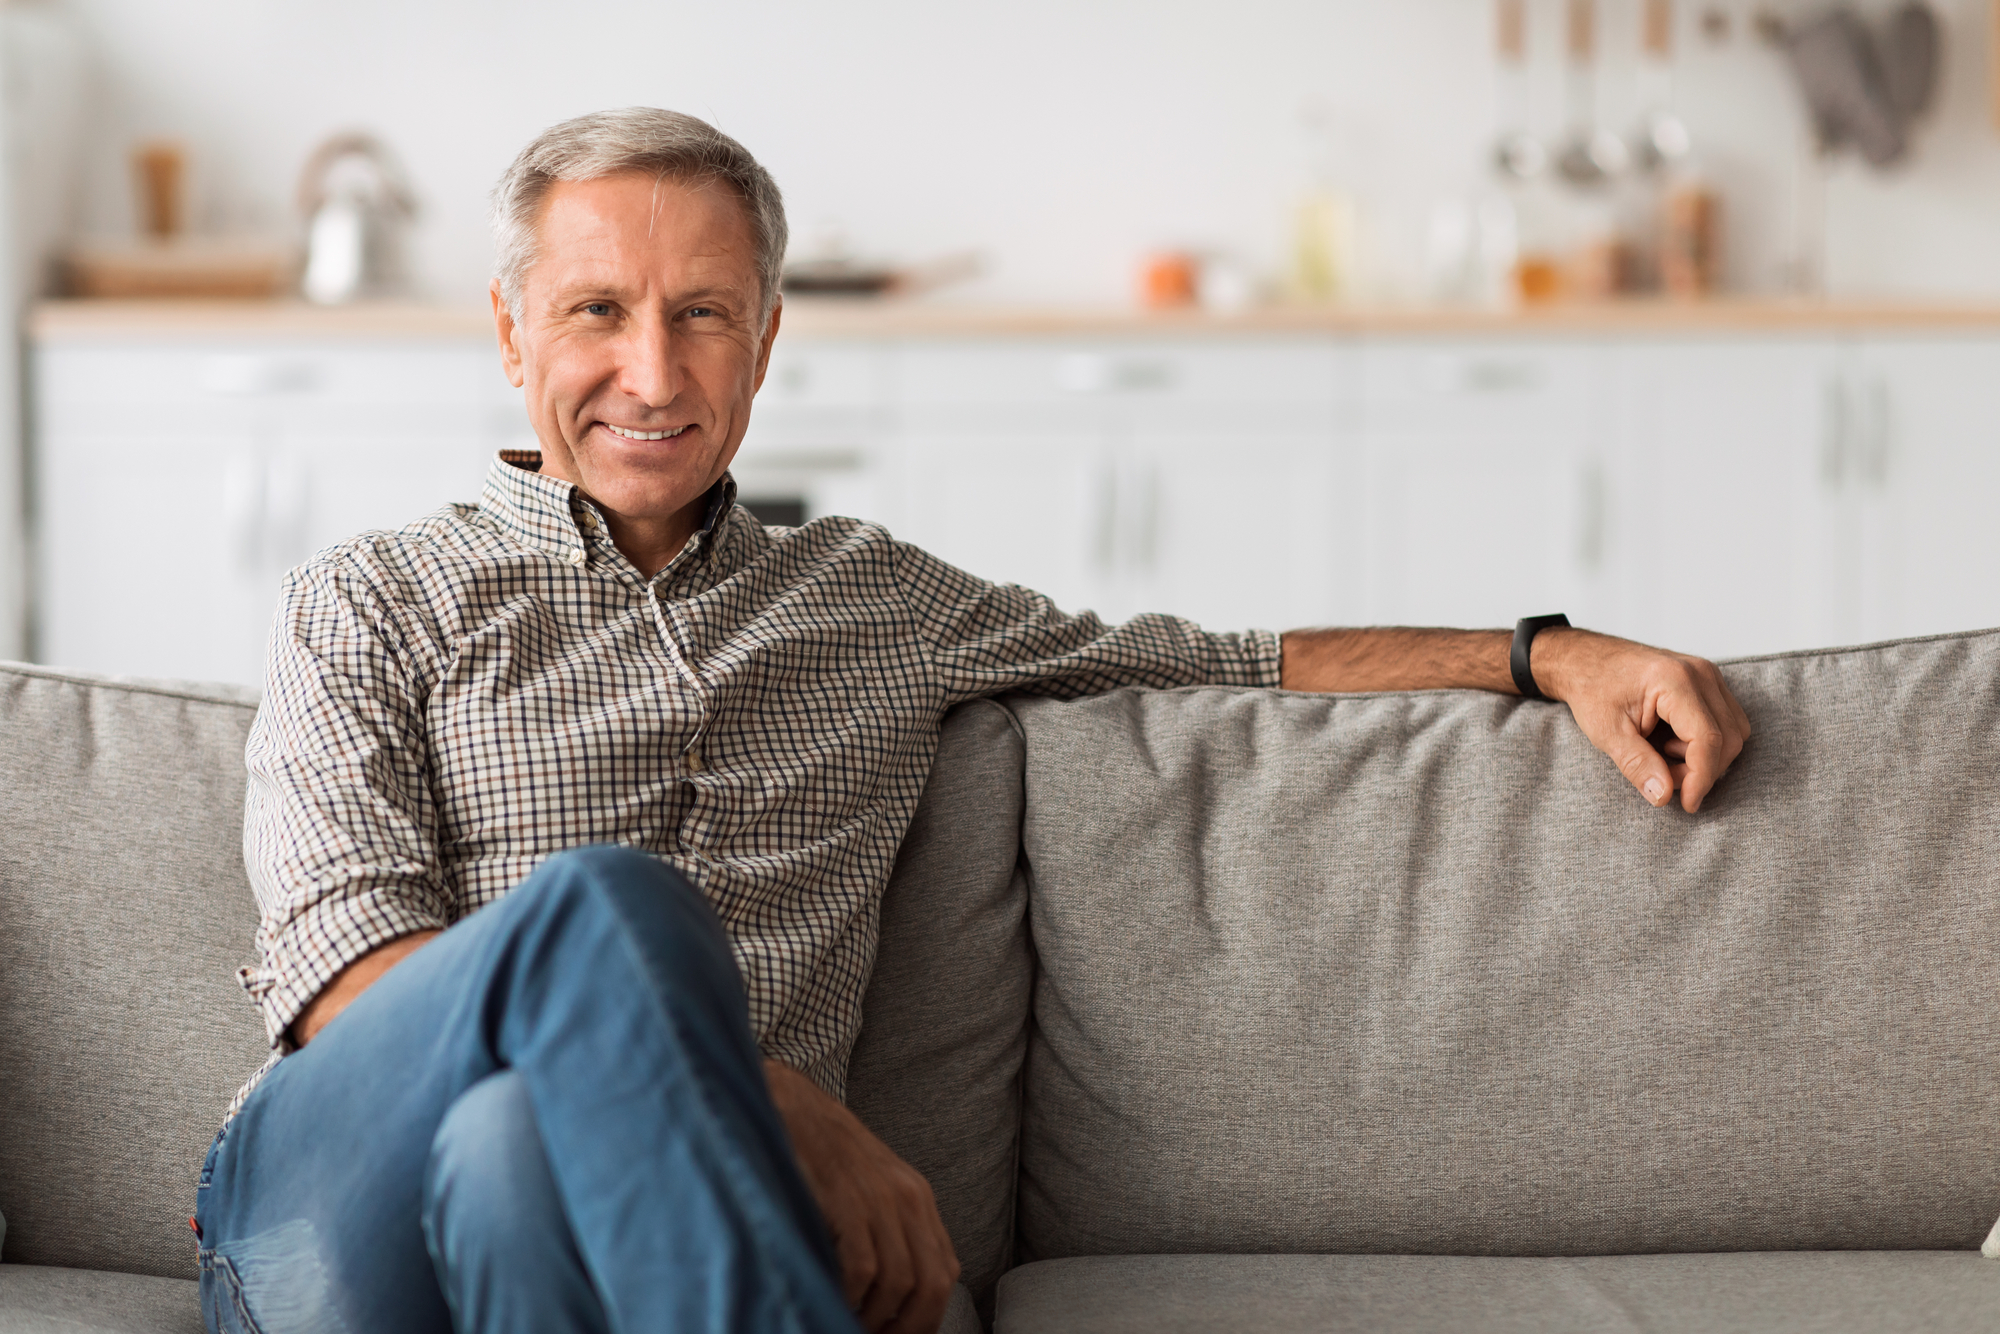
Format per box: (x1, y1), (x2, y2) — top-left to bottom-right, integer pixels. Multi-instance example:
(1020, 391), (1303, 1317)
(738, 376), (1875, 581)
(423, 1070), (557, 1253)
(528, 846), (707, 915)
(516, 846), (732, 966)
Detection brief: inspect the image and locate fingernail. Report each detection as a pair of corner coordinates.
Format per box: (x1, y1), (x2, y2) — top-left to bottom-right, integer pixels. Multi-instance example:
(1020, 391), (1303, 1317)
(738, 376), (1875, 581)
(1644, 778), (1666, 803)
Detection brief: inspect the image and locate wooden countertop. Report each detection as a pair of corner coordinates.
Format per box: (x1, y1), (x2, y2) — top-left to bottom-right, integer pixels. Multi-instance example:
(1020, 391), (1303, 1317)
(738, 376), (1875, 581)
(32, 296), (2000, 341)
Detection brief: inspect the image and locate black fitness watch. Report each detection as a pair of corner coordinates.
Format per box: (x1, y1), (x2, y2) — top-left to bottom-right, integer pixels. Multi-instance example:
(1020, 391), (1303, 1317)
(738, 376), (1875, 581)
(1510, 613), (1571, 701)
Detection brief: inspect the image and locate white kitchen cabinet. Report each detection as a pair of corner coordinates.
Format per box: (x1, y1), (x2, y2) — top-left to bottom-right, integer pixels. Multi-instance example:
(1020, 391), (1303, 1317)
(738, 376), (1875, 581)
(33, 312), (2000, 692)
(1356, 338), (1618, 635)
(1843, 337), (2000, 644)
(35, 338), (511, 685)
(892, 339), (1349, 633)
(1602, 337), (1846, 661)
(733, 340), (897, 530)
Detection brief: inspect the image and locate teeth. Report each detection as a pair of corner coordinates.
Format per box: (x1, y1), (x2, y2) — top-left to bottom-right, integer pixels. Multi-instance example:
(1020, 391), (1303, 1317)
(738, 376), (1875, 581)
(606, 424), (689, 441)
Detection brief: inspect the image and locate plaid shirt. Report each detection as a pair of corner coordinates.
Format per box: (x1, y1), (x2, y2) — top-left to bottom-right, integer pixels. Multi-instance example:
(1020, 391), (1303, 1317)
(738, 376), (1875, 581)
(236, 452), (1280, 1113)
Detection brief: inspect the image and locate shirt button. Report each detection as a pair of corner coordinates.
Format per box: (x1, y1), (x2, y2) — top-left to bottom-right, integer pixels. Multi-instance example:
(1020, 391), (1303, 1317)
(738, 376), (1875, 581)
(578, 511), (599, 531)
(683, 750), (704, 774)
(567, 548), (587, 566)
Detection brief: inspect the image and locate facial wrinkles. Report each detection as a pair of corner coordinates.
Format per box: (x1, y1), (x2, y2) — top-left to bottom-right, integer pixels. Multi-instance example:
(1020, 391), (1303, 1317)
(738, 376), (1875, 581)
(511, 173), (766, 530)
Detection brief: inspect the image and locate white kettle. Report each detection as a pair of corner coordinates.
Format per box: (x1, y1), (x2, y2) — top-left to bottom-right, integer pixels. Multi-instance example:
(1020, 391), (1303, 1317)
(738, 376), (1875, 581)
(297, 133), (417, 304)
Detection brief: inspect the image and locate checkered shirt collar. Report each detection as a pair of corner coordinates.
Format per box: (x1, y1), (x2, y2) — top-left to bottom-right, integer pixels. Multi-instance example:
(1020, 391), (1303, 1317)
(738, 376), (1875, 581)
(478, 451), (739, 569)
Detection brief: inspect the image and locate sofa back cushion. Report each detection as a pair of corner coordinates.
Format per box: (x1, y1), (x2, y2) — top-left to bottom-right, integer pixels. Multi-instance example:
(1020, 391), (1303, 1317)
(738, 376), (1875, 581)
(1007, 631), (2000, 1261)
(0, 665), (267, 1280)
(846, 699), (1031, 1312)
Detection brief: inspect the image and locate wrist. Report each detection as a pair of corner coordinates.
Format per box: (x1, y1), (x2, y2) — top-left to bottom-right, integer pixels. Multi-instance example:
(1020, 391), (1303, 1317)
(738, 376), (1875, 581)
(1530, 626), (1584, 701)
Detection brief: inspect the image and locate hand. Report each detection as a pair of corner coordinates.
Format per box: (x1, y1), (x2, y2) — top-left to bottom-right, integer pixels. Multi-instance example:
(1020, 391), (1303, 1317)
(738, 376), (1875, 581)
(765, 1060), (960, 1334)
(291, 929), (440, 1045)
(1533, 628), (1752, 813)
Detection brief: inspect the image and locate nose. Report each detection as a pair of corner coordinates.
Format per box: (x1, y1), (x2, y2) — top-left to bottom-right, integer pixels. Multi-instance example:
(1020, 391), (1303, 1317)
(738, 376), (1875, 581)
(615, 311), (683, 409)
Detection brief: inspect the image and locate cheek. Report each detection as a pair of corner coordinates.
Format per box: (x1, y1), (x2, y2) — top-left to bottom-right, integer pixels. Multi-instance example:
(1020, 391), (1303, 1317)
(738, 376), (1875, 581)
(525, 336), (609, 417)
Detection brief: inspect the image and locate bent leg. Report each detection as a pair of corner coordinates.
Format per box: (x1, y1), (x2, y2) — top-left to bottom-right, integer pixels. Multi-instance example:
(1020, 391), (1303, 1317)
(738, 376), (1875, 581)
(423, 1070), (608, 1334)
(198, 847), (856, 1334)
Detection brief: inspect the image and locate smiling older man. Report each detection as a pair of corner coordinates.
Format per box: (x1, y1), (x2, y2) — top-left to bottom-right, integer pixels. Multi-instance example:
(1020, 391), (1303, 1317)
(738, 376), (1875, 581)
(194, 108), (1750, 1334)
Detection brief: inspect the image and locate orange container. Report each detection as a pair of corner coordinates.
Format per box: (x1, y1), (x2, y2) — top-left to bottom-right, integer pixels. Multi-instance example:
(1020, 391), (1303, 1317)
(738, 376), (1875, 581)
(1139, 252), (1199, 309)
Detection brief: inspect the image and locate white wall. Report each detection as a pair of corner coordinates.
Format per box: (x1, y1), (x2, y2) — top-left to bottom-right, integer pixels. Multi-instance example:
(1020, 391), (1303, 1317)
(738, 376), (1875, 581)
(44, 0), (2000, 306)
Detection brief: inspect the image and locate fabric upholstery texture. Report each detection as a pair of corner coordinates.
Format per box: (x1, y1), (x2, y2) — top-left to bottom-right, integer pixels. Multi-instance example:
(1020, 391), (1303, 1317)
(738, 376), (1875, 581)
(1007, 630), (2000, 1260)
(993, 1253), (2000, 1333)
(0, 665), (267, 1281)
(0, 1264), (202, 1334)
(847, 699), (1032, 1313)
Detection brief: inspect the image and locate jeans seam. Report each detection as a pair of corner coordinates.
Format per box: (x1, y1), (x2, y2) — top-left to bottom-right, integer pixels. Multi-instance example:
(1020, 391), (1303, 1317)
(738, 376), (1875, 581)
(215, 1254), (266, 1334)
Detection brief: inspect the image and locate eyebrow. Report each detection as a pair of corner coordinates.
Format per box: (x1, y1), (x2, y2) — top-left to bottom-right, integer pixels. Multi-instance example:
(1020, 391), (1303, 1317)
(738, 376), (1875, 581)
(550, 282), (747, 306)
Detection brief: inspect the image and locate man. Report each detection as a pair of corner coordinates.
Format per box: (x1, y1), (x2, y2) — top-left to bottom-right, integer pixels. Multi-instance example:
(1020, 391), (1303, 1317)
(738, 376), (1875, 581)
(197, 108), (1750, 1334)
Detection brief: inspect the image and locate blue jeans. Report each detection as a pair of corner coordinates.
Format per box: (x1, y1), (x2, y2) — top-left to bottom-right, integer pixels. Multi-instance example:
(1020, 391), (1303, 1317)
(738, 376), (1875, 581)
(194, 846), (861, 1334)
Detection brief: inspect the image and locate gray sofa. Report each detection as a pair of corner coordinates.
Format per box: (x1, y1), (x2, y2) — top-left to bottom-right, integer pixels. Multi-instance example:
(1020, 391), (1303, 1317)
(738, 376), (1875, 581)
(3, 630), (2000, 1333)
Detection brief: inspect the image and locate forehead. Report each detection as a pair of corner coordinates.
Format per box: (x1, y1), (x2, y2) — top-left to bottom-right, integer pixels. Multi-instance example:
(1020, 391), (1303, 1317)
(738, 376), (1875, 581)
(531, 171), (757, 288)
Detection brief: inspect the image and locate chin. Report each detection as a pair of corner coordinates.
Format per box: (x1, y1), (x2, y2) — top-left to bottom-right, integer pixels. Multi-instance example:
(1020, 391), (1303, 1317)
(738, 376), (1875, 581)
(590, 470), (718, 521)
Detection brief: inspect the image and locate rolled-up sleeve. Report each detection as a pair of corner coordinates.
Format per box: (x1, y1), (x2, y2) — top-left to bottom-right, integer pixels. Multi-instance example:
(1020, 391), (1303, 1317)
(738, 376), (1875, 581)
(239, 557), (451, 1049)
(892, 541), (1281, 705)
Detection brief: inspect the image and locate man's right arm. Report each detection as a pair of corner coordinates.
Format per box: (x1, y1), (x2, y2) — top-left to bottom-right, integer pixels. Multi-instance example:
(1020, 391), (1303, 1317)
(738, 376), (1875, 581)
(289, 930), (441, 1045)
(244, 557), (452, 1052)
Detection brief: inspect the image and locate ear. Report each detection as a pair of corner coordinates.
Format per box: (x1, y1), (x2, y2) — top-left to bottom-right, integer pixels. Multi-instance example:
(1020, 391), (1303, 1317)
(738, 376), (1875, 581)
(492, 281), (526, 389)
(750, 296), (783, 395)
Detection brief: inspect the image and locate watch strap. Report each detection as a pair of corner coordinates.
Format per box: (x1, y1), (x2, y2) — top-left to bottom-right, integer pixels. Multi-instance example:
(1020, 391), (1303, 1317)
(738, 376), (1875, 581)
(1510, 613), (1571, 701)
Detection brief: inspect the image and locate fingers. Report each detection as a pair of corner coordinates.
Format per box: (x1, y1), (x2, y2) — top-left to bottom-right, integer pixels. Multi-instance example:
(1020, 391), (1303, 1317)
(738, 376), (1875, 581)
(855, 1207), (916, 1331)
(1604, 715), (1678, 808)
(882, 1200), (960, 1334)
(836, 1218), (879, 1312)
(1656, 659), (1750, 814)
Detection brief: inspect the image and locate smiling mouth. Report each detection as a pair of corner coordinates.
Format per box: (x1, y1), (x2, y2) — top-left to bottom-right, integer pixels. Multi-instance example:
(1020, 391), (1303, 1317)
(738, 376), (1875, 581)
(603, 423), (691, 441)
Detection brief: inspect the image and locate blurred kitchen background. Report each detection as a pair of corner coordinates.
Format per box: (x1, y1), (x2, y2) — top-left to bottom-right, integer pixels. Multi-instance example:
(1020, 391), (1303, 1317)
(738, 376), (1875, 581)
(7, 0), (2000, 686)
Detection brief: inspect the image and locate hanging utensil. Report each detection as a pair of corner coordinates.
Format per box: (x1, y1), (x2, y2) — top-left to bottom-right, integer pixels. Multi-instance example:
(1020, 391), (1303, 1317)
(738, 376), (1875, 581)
(1632, 0), (1694, 174)
(1491, 0), (1546, 180)
(1556, 0), (1629, 187)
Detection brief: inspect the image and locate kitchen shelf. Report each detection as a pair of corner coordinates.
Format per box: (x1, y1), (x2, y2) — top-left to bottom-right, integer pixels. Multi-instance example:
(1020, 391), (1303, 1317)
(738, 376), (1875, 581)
(31, 296), (2000, 343)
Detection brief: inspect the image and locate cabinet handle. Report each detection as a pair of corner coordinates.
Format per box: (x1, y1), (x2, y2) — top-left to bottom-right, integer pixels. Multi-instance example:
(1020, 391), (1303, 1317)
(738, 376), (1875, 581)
(1858, 375), (1890, 489)
(1131, 461), (1160, 574)
(265, 456), (311, 566)
(1090, 458), (1118, 573)
(1575, 459), (1606, 575)
(223, 454), (261, 573)
(1819, 377), (1848, 489)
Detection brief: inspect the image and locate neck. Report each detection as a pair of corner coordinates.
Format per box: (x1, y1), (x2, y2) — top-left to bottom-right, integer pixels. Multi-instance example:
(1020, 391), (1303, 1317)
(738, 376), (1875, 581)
(601, 493), (708, 579)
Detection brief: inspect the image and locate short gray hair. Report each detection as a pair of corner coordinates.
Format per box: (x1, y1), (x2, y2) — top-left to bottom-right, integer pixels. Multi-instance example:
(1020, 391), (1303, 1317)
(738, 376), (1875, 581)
(490, 107), (787, 326)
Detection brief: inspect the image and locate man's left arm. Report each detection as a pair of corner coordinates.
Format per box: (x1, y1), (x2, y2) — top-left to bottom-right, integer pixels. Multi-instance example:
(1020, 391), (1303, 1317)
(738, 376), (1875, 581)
(1280, 626), (1752, 813)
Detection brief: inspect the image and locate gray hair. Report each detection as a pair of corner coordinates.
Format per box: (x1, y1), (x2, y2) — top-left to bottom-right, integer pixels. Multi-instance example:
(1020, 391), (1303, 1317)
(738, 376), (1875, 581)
(490, 107), (787, 326)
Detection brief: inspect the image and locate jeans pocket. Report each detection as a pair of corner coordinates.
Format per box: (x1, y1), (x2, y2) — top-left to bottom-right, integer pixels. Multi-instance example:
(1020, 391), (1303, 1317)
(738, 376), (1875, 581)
(204, 1218), (353, 1334)
(201, 1253), (263, 1334)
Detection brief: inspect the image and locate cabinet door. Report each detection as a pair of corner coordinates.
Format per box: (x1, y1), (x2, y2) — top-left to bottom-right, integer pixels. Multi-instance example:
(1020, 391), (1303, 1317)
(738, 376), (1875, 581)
(34, 340), (505, 685)
(1609, 339), (1841, 660)
(1849, 338), (2000, 641)
(893, 427), (1105, 616)
(1104, 432), (1354, 634)
(38, 428), (283, 684)
(893, 337), (1347, 629)
(1359, 339), (1614, 632)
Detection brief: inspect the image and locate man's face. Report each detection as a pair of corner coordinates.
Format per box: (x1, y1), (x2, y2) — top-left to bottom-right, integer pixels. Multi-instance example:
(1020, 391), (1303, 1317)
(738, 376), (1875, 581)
(494, 171), (778, 534)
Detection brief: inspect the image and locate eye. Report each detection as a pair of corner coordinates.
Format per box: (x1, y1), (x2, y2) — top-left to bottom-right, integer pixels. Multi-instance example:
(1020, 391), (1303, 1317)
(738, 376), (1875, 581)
(686, 306), (716, 319)
(583, 302), (613, 317)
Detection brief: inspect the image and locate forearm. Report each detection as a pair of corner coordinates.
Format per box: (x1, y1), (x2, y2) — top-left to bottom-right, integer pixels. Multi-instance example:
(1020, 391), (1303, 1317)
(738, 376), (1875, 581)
(1279, 627), (1517, 694)
(290, 929), (440, 1046)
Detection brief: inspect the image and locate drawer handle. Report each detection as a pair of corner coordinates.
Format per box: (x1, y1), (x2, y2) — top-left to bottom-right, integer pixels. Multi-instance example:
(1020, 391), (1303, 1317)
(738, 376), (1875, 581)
(200, 355), (322, 396)
(1459, 360), (1542, 393)
(1057, 353), (1180, 394)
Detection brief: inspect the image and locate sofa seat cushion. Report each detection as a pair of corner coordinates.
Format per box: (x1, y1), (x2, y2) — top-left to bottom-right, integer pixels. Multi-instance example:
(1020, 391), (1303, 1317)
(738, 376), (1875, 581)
(0, 1264), (200, 1333)
(994, 1252), (2000, 1333)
